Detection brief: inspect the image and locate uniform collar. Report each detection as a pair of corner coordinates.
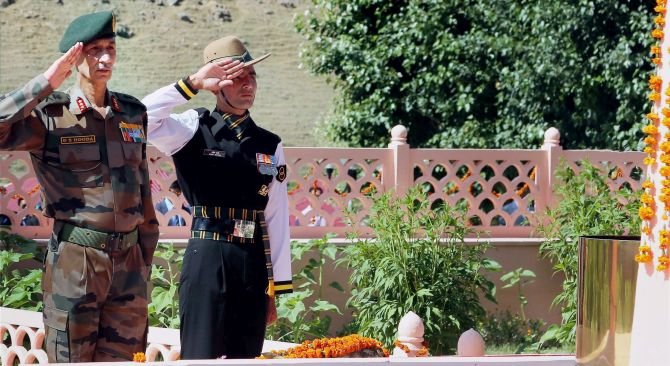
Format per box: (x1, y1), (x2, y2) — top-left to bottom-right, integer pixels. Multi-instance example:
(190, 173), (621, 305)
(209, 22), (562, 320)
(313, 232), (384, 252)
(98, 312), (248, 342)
(212, 109), (253, 140)
(67, 86), (121, 115)
(68, 85), (93, 115)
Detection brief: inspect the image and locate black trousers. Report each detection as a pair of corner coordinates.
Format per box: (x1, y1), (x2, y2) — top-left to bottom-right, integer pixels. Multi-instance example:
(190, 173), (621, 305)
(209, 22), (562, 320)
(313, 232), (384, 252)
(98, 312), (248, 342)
(179, 238), (268, 359)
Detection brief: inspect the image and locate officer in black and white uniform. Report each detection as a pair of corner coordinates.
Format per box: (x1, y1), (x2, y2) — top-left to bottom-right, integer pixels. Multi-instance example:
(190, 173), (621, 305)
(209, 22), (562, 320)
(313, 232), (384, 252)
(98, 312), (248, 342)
(142, 36), (292, 359)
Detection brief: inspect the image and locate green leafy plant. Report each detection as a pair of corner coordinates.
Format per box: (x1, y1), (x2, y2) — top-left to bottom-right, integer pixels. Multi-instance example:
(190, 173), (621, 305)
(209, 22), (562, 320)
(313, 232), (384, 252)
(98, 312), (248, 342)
(266, 234), (343, 342)
(500, 267), (536, 321)
(536, 159), (641, 348)
(0, 231), (43, 311)
(478, 267), (553, 354)
(478, 311), (549, 354)
(339, 188), (499, 355)
(148, 242), (184, 329)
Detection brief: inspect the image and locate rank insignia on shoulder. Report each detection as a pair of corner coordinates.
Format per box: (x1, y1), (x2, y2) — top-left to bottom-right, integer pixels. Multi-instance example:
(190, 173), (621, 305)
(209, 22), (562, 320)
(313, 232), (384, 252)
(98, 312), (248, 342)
(119, 121), (147, 143)
(258, 184), (269, 196)
(276, 165), (287, 183)
(256, 153), (278, 176)
(60, 135), (96, 145)
(203, 149), (226, 158)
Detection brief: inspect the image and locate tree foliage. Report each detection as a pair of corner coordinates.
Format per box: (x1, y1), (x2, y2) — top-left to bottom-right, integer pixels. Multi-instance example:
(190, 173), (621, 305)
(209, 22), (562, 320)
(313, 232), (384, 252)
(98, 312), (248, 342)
(296, 0), (653, 149)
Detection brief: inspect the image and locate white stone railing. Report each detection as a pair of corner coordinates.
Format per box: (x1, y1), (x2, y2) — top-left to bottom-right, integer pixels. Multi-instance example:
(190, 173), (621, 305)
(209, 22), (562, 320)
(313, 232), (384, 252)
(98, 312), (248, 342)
(0, 306), (575, 365)
(0, 126), (643, 241)
(0, 306), (294, 365)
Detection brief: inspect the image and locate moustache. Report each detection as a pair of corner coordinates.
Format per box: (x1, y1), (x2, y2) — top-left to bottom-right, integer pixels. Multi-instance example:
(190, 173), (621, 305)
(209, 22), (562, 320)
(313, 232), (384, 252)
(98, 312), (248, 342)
(96, 64), (114, 71)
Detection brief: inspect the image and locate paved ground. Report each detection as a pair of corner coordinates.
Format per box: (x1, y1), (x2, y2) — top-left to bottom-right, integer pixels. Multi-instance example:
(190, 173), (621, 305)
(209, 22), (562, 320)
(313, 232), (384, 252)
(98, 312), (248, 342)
(0, 0), (335, 146)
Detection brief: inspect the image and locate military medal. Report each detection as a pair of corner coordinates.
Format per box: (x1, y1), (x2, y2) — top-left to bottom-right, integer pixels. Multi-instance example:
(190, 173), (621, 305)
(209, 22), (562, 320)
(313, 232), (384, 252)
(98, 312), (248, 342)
(233, 219), (256, 239)
(119, 121), (147, 143)
(256, 153), (278, 176)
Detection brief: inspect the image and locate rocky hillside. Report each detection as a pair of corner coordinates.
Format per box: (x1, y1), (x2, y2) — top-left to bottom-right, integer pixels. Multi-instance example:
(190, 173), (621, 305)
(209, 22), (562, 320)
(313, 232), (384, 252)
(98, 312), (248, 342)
(0, 0), (334, 146)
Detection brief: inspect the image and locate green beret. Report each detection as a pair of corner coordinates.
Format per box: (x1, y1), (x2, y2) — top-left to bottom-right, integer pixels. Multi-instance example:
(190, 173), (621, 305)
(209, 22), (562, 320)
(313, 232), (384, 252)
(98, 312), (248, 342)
(58, 11), (116, 53)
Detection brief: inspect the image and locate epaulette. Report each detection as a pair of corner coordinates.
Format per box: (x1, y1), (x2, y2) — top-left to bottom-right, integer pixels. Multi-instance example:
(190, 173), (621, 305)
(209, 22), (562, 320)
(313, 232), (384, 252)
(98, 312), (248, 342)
(194, 107), (210, 121)
(113, 92), (147, 112)
(38, 91), (70, 108)
(254, 123), (282, 146)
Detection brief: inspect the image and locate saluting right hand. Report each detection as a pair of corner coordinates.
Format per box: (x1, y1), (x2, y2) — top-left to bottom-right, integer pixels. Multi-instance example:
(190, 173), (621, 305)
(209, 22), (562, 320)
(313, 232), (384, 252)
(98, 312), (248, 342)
(43, 42), (83, 89)
(188, 58), (245, 92)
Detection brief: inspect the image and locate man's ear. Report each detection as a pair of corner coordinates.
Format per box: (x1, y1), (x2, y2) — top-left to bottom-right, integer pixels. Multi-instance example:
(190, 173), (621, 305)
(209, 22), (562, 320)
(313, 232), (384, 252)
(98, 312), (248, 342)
(75, 54), (87, 74)
(76, 52), (86, 67)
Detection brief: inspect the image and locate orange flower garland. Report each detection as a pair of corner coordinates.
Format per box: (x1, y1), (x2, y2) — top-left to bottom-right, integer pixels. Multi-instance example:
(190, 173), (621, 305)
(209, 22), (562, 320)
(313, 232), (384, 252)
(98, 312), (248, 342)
(637, 0), (670, 271)
(261, 334), (389, 359)
(132, 352), (146, 362)
(393, 340), (430, 357)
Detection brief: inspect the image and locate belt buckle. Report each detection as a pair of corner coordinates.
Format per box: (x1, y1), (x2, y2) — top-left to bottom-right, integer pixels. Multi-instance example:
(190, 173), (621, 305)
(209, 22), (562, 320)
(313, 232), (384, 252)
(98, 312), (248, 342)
(233, 219), (256, 239)
(106, 232), (123, 252)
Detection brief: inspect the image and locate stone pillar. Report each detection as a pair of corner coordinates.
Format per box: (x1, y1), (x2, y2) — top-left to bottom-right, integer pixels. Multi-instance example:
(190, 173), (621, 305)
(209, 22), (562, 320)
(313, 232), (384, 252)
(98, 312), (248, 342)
(388, 125), (411, 196)
(540, 127), (562, 210)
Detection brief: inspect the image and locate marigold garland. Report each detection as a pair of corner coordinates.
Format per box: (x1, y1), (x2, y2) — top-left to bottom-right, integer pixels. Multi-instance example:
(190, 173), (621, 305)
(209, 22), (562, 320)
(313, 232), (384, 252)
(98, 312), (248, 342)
(261, 334), (389, 359)
(637, 0), (670, 271)
(653, 29), (664, 39)
(644, 136), (658, 146)
(644, 124), (660, 135)
(393, 340), (430, 357)
(132, 352), (146, 362)
(650, 76), (663, 91)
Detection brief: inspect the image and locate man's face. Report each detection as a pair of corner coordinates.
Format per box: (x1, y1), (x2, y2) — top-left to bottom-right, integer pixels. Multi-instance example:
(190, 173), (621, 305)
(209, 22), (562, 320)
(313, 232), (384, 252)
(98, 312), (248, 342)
(221, 65), (257, 110)
(77, 38), (116, 83)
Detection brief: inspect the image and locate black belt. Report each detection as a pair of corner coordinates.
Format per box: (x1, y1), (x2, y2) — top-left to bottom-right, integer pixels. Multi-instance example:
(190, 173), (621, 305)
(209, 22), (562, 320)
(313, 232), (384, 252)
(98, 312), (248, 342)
(190, 206), (276, 296)
(54, 221), (139, 252)
(190, 217), (257, 243)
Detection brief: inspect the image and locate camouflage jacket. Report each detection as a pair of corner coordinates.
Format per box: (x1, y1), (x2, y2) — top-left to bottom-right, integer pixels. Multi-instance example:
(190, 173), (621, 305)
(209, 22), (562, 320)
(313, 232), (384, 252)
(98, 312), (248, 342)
(0, 74), (159, 265)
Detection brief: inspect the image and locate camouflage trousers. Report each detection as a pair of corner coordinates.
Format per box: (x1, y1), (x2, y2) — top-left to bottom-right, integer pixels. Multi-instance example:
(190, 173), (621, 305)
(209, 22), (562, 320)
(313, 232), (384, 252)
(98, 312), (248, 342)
(42, 236), (149, 363)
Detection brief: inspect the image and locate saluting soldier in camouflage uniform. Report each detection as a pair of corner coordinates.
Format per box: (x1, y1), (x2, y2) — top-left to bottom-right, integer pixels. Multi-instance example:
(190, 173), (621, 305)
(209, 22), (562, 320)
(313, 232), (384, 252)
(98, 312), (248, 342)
(0, 11), (159, 362)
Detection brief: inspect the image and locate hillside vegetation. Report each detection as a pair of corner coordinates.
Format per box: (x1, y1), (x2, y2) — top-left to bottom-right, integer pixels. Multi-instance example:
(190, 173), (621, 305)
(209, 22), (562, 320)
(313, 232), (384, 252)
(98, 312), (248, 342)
(0, 0), (334, 146)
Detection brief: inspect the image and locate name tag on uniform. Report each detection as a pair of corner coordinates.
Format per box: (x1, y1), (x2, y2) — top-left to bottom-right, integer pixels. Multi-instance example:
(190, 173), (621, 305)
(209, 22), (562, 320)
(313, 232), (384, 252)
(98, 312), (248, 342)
(61, 135), (96, 145)
(203, 149), (226, 158)
(119, 122), (147, 143)
(256, 153), (278, 176)
(233, 219), (256, 239)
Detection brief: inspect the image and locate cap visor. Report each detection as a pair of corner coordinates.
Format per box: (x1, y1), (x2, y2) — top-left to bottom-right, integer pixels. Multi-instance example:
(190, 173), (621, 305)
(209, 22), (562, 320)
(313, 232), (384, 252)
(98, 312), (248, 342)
(244, 53), (271, 67)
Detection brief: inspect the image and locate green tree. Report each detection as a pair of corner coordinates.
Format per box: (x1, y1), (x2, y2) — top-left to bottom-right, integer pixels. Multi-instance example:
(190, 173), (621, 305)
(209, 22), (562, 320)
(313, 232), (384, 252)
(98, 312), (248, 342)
(296, 0), (653, 150)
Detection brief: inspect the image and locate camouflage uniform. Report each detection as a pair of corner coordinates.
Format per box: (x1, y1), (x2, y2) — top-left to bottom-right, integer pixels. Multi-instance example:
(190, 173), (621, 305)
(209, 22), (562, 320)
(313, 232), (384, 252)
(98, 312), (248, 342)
(0, 74), (159, 362)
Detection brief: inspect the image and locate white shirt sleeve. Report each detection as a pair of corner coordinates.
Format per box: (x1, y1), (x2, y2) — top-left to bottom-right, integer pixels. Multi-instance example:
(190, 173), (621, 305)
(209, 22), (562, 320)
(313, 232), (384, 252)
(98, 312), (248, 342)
(142, 83), (200, 156)
(265, 142), (293, 294)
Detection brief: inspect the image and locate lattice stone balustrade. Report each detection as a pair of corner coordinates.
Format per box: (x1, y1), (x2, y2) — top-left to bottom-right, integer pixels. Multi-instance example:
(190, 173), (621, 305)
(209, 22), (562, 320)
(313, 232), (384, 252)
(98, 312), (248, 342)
(0, 307), (295, 365)
(0, 307), (179, 365)
(0, 127), (644, 240)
